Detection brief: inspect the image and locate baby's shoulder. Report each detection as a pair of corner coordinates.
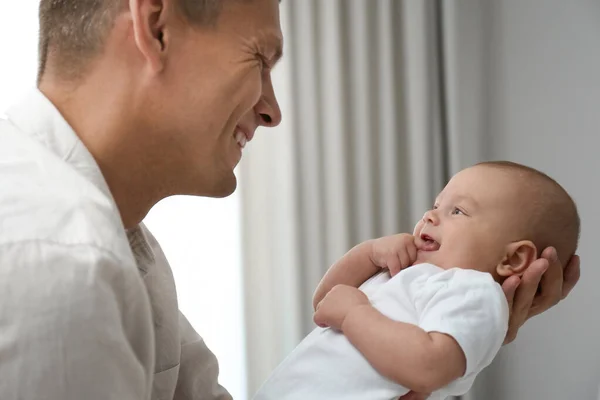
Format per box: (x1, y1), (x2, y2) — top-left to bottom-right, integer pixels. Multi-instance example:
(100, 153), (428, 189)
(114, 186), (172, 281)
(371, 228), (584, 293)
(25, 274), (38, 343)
(387, 264), (503, 301)
(401, 263), (497, 286)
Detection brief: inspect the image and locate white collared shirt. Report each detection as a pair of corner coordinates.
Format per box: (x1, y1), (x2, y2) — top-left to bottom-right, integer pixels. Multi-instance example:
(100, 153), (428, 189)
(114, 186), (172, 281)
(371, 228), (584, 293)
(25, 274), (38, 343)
(0, 90), (232, 400)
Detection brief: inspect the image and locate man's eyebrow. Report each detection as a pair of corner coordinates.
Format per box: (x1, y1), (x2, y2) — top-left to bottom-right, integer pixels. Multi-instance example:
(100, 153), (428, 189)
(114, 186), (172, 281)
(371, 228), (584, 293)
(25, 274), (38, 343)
(271, 42), (283, 65)
(274, 47), (283, 62)
(263, 29), (283, 63)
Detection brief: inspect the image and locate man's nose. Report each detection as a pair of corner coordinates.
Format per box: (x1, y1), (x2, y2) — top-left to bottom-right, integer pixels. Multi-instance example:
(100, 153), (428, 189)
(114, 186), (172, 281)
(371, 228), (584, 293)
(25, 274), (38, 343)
(255, 73), (282, 127)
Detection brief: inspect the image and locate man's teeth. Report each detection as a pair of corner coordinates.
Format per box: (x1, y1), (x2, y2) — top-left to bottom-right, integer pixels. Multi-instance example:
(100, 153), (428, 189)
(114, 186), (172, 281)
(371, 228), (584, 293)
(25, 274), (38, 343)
(235, 130), (247, 149)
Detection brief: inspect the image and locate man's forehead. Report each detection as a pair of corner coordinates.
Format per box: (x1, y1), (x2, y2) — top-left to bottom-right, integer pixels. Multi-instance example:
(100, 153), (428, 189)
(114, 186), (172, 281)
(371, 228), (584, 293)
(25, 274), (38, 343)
(224, 0), (283, 50)
(226, 0), (281, 24)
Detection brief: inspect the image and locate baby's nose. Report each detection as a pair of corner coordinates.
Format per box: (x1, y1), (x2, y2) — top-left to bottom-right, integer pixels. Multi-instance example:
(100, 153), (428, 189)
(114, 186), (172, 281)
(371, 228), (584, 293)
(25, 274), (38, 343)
(423, 210), (439, 225)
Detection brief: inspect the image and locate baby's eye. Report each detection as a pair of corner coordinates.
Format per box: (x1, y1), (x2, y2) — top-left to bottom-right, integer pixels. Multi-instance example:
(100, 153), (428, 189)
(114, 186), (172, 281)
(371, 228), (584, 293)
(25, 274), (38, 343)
(451, 207), (465, 216)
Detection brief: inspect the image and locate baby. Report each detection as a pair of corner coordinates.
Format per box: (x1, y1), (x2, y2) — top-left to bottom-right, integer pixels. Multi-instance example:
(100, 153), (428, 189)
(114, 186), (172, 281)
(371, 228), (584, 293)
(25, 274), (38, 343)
(253, 161), (580, 400)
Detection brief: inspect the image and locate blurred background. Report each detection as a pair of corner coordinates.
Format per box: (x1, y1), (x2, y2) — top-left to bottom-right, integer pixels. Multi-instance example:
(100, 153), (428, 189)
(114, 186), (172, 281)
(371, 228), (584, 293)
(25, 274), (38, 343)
(1, 1), (598, 399)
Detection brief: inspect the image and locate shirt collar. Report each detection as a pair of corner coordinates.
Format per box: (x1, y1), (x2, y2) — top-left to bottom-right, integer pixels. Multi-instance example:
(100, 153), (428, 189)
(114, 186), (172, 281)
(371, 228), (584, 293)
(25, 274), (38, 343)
(5, 89), (155, 274)
(5, 88), (115, 206)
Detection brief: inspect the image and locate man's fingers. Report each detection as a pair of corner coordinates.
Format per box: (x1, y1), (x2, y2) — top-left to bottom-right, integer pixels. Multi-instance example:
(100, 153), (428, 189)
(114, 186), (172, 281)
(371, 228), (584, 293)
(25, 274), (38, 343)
(503, 246), (574, 344)
(501, 275), (520, 345)
(504, 256), (546, 344)
(529, 247), (560, 318)
(502, 274), (520, 303)
(521, 256), (549, 319)
(562, 254), (581, 299)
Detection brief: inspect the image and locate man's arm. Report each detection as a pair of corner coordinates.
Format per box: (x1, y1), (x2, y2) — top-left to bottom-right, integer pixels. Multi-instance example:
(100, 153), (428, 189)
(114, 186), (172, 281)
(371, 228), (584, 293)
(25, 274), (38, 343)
(0, 242), (154, 399)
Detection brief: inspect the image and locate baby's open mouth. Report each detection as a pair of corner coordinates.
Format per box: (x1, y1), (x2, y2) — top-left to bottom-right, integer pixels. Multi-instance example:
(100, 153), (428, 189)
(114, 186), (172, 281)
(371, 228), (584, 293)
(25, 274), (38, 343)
(420, 234), (441, 251)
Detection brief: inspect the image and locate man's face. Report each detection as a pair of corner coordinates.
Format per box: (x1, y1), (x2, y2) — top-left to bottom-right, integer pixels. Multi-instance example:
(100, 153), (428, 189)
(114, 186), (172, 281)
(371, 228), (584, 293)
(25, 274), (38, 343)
(146, 0), (283, 197)
(413, 166), (526, 273)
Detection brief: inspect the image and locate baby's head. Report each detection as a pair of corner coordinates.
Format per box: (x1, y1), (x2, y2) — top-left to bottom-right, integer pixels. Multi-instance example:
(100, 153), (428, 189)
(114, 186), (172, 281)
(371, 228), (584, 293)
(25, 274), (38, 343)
(413, 161), (580, 281)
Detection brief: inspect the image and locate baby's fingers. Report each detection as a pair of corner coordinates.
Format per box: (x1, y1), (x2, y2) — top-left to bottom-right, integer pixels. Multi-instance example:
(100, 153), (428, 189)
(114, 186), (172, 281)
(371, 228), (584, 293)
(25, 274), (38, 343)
(399, 391), (430, 400)
(407, 240), (418, 265)
(388, 256), (403, 277)
(399, 249), (411, 269)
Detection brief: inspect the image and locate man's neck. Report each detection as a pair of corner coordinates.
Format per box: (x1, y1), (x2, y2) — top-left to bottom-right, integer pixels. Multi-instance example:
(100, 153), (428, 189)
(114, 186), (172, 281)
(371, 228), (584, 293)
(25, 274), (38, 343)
(39, 75), (163, 229)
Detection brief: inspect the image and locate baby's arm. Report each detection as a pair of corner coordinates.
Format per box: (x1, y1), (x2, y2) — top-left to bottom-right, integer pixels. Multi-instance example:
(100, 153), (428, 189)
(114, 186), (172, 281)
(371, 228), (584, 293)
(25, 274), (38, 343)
(343, 304), (465, 393)
(313, 241), (378, 310)
(313, 234), (418, 310)
(314, 285), (466, 394)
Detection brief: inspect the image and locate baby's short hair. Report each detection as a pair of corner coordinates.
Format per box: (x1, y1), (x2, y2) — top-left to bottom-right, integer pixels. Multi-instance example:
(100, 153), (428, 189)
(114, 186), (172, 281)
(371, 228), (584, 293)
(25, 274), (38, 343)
(476, 161), (580, 267)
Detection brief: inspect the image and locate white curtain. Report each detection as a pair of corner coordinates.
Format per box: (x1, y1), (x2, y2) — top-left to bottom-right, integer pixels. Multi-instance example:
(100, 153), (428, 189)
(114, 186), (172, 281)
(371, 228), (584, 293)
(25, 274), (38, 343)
(239, 0), (486, 397)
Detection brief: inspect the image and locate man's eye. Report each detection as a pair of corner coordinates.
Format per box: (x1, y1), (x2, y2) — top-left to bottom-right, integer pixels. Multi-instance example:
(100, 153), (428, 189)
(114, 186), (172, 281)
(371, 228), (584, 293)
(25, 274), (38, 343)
(258, 55), (269, 71)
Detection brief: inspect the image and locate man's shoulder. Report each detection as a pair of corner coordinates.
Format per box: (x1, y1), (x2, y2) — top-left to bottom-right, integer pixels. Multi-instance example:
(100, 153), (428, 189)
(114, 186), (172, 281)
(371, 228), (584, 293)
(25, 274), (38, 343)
(0, 119), (131, 261)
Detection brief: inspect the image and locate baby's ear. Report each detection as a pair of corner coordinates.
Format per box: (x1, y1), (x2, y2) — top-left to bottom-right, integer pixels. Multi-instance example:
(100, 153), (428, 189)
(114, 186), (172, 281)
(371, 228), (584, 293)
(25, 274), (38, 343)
(496, 240), (538, 277)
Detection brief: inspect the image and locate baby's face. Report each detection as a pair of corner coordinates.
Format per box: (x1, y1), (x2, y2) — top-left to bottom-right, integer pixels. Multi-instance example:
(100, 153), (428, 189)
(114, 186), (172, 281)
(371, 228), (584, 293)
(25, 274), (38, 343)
(413, 166), (526, 274)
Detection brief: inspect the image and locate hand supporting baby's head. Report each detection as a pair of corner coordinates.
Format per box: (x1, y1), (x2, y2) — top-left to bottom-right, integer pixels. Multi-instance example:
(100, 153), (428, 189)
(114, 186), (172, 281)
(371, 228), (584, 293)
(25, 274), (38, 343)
(414, 161), (580, 282)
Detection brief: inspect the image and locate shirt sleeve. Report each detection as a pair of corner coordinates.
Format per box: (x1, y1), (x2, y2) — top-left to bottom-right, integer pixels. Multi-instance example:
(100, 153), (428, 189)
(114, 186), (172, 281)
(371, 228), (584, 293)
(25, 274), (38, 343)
(416, 269), (509, 393)
(174, 312), (233, 400)
(0, 241), (155, 400)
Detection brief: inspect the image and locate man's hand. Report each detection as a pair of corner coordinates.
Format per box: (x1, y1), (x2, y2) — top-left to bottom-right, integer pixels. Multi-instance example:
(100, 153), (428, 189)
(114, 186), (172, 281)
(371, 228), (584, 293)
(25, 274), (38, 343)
(502, 247), (581, 344)
(370, 234), (419, 276)
(313, 285), (370, 331)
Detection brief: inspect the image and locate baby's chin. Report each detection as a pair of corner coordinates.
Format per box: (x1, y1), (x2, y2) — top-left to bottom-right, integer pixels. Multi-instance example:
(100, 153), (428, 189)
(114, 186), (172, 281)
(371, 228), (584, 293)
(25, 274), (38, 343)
(414, 250), (433, 266)
(414, 250), (451, 270)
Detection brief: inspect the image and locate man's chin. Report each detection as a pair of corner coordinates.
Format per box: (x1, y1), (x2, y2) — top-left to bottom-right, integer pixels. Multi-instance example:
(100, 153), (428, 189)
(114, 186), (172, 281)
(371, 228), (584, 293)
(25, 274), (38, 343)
(208, 175), (237, 198)
(188, 172), (237, 198)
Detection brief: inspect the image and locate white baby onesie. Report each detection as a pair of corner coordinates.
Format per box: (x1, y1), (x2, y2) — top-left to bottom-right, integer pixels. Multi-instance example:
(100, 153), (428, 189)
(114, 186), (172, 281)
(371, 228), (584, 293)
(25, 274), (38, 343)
(253, 263), (509, 400)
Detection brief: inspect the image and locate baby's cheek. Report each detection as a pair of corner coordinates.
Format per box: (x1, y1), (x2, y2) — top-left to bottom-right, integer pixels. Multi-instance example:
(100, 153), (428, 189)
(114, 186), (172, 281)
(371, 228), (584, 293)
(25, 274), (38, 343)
(455, 247), (496, 272)
(413, 219), (424, 236)
(424, 249), (459, 270)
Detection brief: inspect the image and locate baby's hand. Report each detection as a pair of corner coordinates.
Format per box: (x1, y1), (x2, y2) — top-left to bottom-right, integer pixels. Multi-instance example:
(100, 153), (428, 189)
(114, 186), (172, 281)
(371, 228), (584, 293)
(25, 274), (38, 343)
(370, 234), (419, 276)
(313, 285), (370, 331)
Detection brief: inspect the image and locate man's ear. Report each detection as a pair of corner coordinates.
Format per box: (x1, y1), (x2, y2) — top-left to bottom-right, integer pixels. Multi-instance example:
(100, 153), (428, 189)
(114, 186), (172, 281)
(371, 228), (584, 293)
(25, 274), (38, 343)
(497, 240), (538, 277)
(130, 0), (172, 73)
